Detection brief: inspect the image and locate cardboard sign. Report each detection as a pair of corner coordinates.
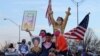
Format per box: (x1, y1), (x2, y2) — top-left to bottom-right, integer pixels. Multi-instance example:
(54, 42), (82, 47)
(21, 11), (37, 31)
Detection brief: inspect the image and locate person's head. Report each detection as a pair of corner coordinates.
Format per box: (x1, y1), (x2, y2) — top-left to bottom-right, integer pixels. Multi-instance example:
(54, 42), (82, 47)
(45, 33), (53, 42)
(0, 51), (5, 56)
(32, 37), (40, 47)
(56, 17), (63, 25)
(22, 39), (26, 44)
(9, 43), (14, 48)
(54, 29), (61, 37)
(39, 29), (46, 37)
(28, 41), (31, 46)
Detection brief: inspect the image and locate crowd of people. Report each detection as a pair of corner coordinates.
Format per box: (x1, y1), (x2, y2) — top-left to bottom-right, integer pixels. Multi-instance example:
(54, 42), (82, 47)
(25, 29), (68, 56)
(1, 29), (69, 56)
(1, 29), (99, 56)
(0, 28), (66, 56)
(0, 5), (99, 56)
(0, 12), (99, 56)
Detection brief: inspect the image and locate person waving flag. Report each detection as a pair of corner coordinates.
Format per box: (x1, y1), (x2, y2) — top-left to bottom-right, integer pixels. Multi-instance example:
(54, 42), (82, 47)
(45, 0), (52, 25)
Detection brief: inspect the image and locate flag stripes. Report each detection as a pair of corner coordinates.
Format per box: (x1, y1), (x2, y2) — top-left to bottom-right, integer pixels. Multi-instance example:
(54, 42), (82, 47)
(45, 0), (52, 25)
(65, 13), (90, 40)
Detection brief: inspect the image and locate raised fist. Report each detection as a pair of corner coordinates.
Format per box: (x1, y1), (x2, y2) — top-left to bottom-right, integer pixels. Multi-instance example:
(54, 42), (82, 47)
(66, 7), (71, 15)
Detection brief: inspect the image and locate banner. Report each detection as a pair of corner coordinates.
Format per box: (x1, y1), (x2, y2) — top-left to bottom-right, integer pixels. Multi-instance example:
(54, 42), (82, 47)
(21, 10), (37, 31)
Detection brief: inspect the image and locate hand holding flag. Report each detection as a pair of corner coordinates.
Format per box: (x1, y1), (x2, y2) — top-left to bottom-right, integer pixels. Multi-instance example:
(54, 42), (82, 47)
(46, 0), (52, 25)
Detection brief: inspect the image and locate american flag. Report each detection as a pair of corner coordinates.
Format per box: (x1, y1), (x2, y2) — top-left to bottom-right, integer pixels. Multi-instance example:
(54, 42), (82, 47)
(45, 0), (52, 25)
(65, 13), (90, 40)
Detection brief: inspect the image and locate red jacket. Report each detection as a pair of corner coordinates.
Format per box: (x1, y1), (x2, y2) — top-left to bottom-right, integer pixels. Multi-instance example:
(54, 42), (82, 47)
(55, 34), (68, 52)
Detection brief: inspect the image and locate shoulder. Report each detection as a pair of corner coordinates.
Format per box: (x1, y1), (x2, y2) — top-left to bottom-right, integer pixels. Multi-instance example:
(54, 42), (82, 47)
(25, 44), (28, 47)
(51, 42), (55, 47)
(41, 42), (45, 47)
(42, 42), (45, 44)
(21, 44), (28, 47)
(59, 34), (66, 40)
(51, 42), (55, 45)
(19, 44), (23, 47)
(59, 34), (65, 38)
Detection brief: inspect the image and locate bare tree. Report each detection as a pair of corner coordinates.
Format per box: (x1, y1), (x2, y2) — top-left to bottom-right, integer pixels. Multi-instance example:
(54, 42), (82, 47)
(82, 28), (100, 55)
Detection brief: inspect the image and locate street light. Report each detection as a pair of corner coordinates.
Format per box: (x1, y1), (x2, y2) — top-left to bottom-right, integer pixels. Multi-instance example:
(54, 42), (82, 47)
(4, 18), (21, 42)
(71, 0), (85, 25)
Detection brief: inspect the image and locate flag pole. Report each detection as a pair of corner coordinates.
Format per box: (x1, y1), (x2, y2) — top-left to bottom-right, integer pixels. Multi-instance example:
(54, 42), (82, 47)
(71, 0), (85, 26)
(77, 2), (79, 26)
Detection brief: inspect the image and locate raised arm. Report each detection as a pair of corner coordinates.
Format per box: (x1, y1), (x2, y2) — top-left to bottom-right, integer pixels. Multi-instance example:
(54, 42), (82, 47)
(62, 7), (71, 28)
(47, 0), (55, 25)
(49, 11), (56, 25)
(26, 29), (32, 36)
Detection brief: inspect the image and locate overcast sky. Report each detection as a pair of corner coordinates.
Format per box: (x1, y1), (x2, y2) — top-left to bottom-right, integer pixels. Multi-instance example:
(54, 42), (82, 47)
(0, 0), (100, 45)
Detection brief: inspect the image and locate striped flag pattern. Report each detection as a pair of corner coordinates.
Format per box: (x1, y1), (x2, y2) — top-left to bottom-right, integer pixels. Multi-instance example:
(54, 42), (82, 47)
(45, 0), (52, 25)
(65, 13), (90, 40)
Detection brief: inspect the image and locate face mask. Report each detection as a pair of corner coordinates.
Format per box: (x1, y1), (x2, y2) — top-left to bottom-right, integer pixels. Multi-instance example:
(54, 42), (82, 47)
(54, 31), (60, 37)
(39, 32), (45, 37)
